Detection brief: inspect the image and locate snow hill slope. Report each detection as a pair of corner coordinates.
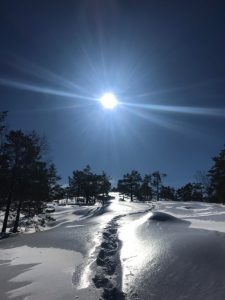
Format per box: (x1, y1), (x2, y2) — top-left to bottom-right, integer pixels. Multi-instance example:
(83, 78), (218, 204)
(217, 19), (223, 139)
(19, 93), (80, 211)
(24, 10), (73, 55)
(0, 194), (225, 300)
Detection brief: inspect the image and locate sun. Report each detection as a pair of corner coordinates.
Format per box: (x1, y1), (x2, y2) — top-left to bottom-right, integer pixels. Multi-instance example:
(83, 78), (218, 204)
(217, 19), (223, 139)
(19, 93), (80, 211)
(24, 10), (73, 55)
(100, 93), (118, 109)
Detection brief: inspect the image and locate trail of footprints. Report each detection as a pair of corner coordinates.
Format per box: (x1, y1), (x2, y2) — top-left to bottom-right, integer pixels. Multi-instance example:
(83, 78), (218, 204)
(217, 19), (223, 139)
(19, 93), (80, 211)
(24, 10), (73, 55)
(92, 216), (126, 300)
(92, 208), (153, 299)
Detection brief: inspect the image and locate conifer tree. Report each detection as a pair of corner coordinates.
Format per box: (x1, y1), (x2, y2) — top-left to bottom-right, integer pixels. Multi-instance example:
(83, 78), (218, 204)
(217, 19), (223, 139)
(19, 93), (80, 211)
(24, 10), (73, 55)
(139, 175), (153, 201)
(1, 130), (61, 233)
(117, 170), (142, 202)
(208, 145), (225, 204)
(152, 171), (167, 201)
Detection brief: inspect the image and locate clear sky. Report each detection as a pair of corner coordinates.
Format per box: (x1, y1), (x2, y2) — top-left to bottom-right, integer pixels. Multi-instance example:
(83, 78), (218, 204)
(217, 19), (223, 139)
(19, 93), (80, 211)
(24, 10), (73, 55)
(0, 0), (225, 187)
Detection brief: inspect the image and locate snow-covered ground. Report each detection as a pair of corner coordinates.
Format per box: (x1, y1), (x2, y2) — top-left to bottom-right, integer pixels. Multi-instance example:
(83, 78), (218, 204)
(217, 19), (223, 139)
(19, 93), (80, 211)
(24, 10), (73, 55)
(156, 200), (225, 233)
(0, 194), (225, 300)
(117, 199), (225, 300)
(0, 246), (82, 300)
(0, 203), (103, 235)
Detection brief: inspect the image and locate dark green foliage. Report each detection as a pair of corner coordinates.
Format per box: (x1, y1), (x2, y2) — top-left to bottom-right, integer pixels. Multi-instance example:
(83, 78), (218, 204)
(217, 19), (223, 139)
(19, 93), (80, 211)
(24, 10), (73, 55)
(176, 184), (192, 202)
(208, 145), (225, 204)
(117, 170), (142, 201)
(138, 175), (153, 201)
(194, 170), (210, 198)
(0, 126), (61, 233)
(47, 164), (62, 201)
(191, 183), (204, 201)
(0, 111), (8, 138)
(97, 172), (112, 196)
(176, 183), (203, 202)
(152, 171), (167, 201)
(160, 186), (176, 201)
(117, 171), (167, 201)
(68, 166), (111, 205)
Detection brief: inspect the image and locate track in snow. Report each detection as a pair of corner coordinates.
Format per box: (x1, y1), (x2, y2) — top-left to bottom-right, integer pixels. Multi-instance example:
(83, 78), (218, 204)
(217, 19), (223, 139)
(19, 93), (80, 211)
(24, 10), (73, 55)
(92, 207), (154, 299)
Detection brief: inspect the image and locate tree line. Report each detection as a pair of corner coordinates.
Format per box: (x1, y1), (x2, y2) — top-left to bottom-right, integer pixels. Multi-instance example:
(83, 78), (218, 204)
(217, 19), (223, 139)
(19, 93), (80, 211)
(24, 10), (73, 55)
(116, 171), (166, 202)
(0, 112), (111, 233)
(67, 165), (111, 205)
(115, 145), (225, 204)
(0, 112), (62, 233)
(116, 171), (205, 203)
(0, 110), (224, 233)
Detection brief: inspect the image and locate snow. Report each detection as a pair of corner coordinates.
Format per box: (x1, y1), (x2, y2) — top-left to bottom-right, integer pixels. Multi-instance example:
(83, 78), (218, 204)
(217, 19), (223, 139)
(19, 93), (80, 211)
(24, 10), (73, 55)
(0, 202), (102, 236)
(0, 246), (82, 300)
(155, 201), (225, 233)
(118, 199), (225, 299)
(1, 194), (225, 299)
(119, 211), (155, 292)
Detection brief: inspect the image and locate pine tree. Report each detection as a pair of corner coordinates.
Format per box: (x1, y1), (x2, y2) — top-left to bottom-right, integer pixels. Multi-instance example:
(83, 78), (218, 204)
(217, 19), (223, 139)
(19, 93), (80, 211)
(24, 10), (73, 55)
(139, 175), (153, 201)
(68, 166), (111, 205)
(208, 145), (225, 203)
(175, 183), (203, 202)
(97, 172), (111, 197)
(1, 130), (61, 233)
(160, 186), (175, 201)
(68, 170), (85, 199)
(117, 170), (142, 202)
(1, 130), (32, 233)
(3, 130), (42, 232)
(152, 171), (167, 201)
(0, 111), (8, 210)
(176, 183), (193, 202)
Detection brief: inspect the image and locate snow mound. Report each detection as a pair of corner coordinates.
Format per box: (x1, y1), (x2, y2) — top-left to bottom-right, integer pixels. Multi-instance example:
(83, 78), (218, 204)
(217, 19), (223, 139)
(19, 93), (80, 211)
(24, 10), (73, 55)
(73, 203), (110, 219)
(149, 211), (181, 222)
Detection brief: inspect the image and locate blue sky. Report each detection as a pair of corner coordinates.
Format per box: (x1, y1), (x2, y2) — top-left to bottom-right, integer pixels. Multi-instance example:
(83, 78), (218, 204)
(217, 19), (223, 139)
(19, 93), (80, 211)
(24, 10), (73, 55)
(1, 0), (225, 187)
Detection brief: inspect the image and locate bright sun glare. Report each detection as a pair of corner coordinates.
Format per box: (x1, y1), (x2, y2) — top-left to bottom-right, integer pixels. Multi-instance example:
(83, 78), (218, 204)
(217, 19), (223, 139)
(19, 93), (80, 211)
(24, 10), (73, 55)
(100, 93), (118, 109)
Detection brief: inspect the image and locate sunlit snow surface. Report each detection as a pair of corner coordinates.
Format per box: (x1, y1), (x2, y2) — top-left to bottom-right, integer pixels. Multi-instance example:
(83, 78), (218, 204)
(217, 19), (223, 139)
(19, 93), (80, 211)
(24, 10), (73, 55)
(119, 211), (156, 292)
(0, 246), (82, 300)
(1, 195), (225, 300)
(156, 201), (225, 233)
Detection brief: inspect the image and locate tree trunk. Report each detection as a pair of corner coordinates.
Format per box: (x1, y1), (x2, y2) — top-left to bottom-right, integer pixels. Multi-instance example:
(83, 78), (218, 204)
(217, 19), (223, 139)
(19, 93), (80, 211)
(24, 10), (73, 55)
(2, 160), (18, 233)
(12, 198), (22, 233)
(1, 190), (13, 233)
(130, 193), (133, 202)
(28, 199), (32, 217)
(157, 185), (159, 201)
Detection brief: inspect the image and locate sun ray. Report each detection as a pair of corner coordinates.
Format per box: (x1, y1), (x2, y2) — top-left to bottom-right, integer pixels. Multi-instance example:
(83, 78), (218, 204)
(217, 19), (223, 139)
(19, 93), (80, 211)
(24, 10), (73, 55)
(121, 77), (225, 100)
(5, 55), (90, 95)
(121, 102), (225, 118)
(0, 78), (97, 101)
